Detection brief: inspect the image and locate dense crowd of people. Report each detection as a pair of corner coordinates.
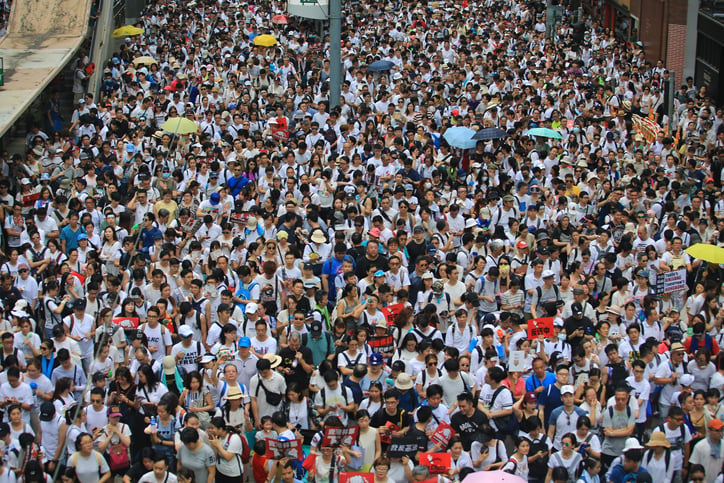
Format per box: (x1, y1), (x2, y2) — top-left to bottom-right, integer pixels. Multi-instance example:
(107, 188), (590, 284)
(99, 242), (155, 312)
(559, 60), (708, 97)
(0, 0), (723, 481)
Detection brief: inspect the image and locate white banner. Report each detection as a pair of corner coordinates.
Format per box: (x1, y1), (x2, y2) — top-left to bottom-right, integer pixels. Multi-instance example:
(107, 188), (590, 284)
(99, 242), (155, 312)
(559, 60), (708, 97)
(656, 269), (687, 294)
(287, 0), (328, 20)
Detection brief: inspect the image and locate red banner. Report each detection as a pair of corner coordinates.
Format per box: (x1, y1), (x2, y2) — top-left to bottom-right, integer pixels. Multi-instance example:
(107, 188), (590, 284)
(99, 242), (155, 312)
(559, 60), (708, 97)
(265, 438), (303, 460)
(112, 317), (140, 330)
(420, 452), (451, 474)
(22, 192), (40, 207)
(381, 303), (406, 326)
(527, 317), (554, 340)
(339, 473), (374, 483)
(430, 421), (456, 448)
(322, 426), (359, 448)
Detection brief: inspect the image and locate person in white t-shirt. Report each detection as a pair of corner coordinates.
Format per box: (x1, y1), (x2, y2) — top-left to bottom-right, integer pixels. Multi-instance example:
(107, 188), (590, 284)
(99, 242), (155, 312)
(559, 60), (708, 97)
(137, 453), (178, 483)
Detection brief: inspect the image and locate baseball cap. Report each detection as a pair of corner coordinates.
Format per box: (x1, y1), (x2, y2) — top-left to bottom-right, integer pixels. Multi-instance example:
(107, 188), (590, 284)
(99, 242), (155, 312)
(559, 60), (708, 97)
(310, 320), (323, 334)
(709, 419), (724, 430)
(77, 233), (88, 241)
(210, 192), (221, 205)
(571, 302), (583, 316)
(542, 270), (555, 279)
(523, 392), (537, 404)
(560, 385), (575, 395)
(107, 406), (123, 418)
(39, 402), (55, 422)
(374, 270), (386, 277)
(369, 353), (383, 365)
(516, 241), (528, 249)
(245, 302), (258, 314)
(178, 325), (193, 338)
(238, 337), (251, 348)
(391, 360), (405, 372)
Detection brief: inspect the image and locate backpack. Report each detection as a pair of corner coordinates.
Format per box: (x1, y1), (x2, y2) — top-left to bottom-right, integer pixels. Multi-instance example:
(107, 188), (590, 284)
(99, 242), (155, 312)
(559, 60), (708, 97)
(503, 457), (519, 475)
(419, 368), (443, 387)
(191, 297), (207, 314)
(236, 282), (258, 312)
(644, 448), (671, 473)
(489, 386), (518, 435)
(426, 292), (452, 314)
(536, 284), (560, 305)
(413, 327), (440, 347)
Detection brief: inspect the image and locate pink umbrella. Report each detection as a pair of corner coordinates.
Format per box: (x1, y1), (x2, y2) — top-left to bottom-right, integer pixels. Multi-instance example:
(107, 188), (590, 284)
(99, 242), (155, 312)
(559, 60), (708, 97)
(272, 14), (289, 25)
(462, 470), (527, 483)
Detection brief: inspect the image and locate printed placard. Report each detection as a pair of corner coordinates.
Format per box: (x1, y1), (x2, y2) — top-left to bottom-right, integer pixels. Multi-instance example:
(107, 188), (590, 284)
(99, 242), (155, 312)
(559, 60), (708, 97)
(339, 473), (374, 483)
(112, 317), (140, 330)
(430, 421), (455, 448)
(381, 303), (406, 326)
(655, 269), (687, 294)
(509, 350), (526, 372)
(265, 438), (303, 460)
(387, 436), (419, 458)
(527, 317), (554, 339)
(420, 452), (451, 474)
(322, 426), (359, 448)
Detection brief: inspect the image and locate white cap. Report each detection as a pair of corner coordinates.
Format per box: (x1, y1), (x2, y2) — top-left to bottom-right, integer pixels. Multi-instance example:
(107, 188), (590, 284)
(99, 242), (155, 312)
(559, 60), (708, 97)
(679, 374), (695, 386)
(178, 325), (193, 337)
(623, 437), (644, 452)
(560, 385), (575, 395)
(245, 302), (258, 314)
(542, 269), (555, 279)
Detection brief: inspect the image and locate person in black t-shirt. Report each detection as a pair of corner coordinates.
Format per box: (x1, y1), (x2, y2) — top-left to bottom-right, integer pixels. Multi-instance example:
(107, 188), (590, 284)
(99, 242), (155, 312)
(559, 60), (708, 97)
(277, 332), (313, 387)
(450, 392), (489, 451)
(407, 405), (434, 455)
(370, 388), (411, 450)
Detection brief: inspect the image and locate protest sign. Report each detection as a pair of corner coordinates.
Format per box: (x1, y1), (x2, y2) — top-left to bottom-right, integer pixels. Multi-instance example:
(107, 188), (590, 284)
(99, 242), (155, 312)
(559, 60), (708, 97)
(527, 317), (554, 339)
(655, 269), (687, 294)
(112, 317), (139, 330)
(387, 436), (420, 458)
(509, 350), (526, 372)
(430, 421), (455, 448)
(381, 303), (406, 326)
(339, 473), (374, 483)
(265, 438), (303, 460)
(420, 452), (451, 474)
(322, 426), (359, 448)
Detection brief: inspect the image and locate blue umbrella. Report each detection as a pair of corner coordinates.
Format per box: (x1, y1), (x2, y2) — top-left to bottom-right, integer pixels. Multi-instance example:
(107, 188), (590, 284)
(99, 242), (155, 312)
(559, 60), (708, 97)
(366, 60), (395, 72)
(443, 126), (478, 149)
(472, 127), (508, 141)
(526, 127), (563, 140)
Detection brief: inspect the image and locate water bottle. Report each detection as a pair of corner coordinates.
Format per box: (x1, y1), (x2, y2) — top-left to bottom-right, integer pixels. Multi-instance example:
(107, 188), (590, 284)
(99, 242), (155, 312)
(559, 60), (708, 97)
(29, 382), (37, 395)
(150, 416), (157, 429)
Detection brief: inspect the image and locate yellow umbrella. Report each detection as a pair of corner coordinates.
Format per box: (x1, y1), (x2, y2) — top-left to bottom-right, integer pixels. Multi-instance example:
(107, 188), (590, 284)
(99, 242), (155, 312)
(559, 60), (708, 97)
(253, 34), (277, 47)
(132, 56), (158, 66)
(112, 25), (145, 38)
(685, 243), (724, 264)
(161, 118), (199, 135)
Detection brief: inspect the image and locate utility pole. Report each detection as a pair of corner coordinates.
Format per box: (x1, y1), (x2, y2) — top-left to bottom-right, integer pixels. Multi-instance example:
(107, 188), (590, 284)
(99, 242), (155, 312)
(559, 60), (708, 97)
(329, 0), (341, 110)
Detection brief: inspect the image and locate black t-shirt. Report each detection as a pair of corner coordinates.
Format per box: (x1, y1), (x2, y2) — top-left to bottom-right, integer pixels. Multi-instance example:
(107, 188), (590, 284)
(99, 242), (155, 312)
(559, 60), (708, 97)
(563, 316), (594, 349)
(370, 407), (410, 430)
(406, 425), (429, 453)
(355, 253), (389, 279)
(406, 239), (428, 266)
(451, 409), (489, 451)
(278, 346), (313, 386)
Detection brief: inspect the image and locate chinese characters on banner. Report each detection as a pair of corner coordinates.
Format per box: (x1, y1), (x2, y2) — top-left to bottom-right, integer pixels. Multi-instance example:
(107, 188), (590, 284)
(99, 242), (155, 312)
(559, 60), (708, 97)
(387, 436), (420, 458)
(265, 438), (303, 460)
(420, 452), (452, 474)
(527, 317), (554, 339)
(655, 269), (687, 294)
(430, 421), (456, 448)
(322, 426), (360, 448)
(381, 303), (406, 326)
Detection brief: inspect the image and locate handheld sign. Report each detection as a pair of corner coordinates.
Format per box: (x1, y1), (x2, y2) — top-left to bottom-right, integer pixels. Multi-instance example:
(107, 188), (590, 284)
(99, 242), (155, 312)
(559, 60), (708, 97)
(527, 317), (554, 339)
(322, 426), (359, 448)
(112, 317), (140, 330)
(265, 438), (303, 460)
(420, 452), (451, 474)
(430, 421), (456, 448)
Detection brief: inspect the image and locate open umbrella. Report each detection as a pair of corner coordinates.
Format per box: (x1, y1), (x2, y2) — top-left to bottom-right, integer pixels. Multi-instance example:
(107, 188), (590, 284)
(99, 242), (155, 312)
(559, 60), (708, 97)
(253, 34), (278, 47)
(462, 470), (526, 483)
(526, 127), (562, 140)
(685, 243), (724, 264)
(443, 126), (478, 149)
(272, 14), (289, 24)
(132, 56), (158, 66)
(161, 118), (199, 135)
(472, 127), (508, 141)
(366, 60), (395, 72)
(111, 25), (144, 38)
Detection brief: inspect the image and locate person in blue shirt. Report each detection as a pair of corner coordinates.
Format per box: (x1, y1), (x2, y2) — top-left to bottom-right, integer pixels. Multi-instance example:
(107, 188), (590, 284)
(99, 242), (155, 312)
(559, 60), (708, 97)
(537, 364), (569, 427)
(321, 245), (348, 302)
(526, 357), (556, 394)
(139, 212), (162, 258)
(60, 211), (84, 254)
(607, 443), (649, 483)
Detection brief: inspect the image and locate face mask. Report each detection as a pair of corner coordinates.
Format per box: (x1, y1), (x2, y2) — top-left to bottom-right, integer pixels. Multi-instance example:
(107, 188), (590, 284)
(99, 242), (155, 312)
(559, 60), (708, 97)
(557, 332), (567, 341)
(573, 128), (580, 133)
(162, 172), (170, 179)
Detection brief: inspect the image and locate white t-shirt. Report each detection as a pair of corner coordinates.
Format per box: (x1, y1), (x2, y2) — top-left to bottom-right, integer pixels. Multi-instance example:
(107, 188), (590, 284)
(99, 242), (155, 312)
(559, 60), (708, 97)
(71, 450), (110, 483)
(141, 324), (173, 362)
(138, 471), (179, 483)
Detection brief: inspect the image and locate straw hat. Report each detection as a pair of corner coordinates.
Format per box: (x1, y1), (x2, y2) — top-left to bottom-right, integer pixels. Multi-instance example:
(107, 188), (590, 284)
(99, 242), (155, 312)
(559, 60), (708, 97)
(646, 432), (671, 448)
